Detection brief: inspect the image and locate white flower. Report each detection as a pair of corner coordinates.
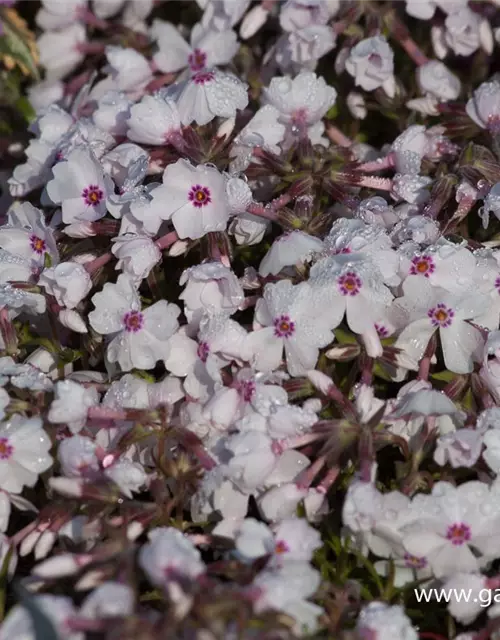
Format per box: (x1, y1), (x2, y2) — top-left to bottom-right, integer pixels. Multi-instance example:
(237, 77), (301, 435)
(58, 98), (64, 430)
(466, 80), (500, 132)
(89, 274), (180, 371)
(179, 262), (244, 324)
(417, 60), (461, 101)
(247, 280), (335, 376)
(37, 0), (85, 29)
(393, 276), (487, 374)
(80, 582), (134, 619)
(48, 380), (99, 434)
(111, 234), (161, 284)
(259, 231), (323, 277)
(444, 8), (481, 57)
(0, 595), (83, 640)
(138, 527), (205, 586)
(0, 356), (52, 391)
(275, 25), (336, 74)
(151, 20), (239, 74)
(28, 79), (64, 113)
(46, 148), (113, 224)
(345, 36), (395, 93)
(201, 0), (251, 31)
(126, 94), (182, 145)
(392, 173), (432, 205)
(480, 182), (500, 228)
(434, 429), (483, 468)
(309, 253), (393, 336)
(105, 458), (148, 497)
(165, 68), (248, 126)
(39, 262), (92, 309)
(401, 481), (500, 577)
(251, 561), (320, 614)
(58, 435), (99, 478)
(356, 602), (418, 640)
(444, 573), (488, 623)
(142, 159), (229, 238)
(480, 330), (500, 402)
(92, 91), (132, 137)
(0, 415), (53, 494)
(355, 196), (399, 228)
(263, 71), (336, 142)
(279, 0), (338, 32)
(230, 105), (286, 172)
(100, 46), (153, 96)
(37, 23), (86, 80)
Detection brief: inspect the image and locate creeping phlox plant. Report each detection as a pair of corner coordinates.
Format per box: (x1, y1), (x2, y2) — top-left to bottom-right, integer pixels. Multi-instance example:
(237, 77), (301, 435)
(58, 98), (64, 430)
(5, 0), (500, 638)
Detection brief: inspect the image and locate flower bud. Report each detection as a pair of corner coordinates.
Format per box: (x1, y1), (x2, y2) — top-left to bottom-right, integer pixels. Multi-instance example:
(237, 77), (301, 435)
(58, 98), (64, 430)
(240, 5), (269, 40)
(59, 309), (88, 334)
(63, 222), (96, 238)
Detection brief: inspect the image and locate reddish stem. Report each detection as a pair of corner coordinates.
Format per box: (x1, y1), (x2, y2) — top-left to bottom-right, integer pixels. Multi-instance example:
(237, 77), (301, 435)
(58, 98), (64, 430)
(155, 230), (179, 250)
(325, 124), (352, 148)
(84, 252), (113, 275)
(76, 42), (106, 56)
(356, 153), (395, 173)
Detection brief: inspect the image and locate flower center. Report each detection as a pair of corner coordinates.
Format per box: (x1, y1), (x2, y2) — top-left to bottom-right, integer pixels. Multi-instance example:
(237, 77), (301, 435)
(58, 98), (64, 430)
(274, 540), (290, 555)
(338, 271), (362, 296)
(238, 379), (256, 402)
(410, 255), (435, 277)
(0, 437), (13, 460)
(487, 114), (500, 135)
(428, 303), (454, 328)
(446, 522), (471, 546)
(375, 323), (389, 338)
(30, 234), (46, 255)
(123, 310), (144, 333)
(197, 341), (210, 362)
(192, 70), (215, 85)
(403, 553), (427, 569)
(495, 276), (500, 294)
(82, 184), (104, 207)
(273, 314), (295, 338)
(188, 185), (211, 208)
(188, 48), (207, 72)
(368, 52), (383, 68)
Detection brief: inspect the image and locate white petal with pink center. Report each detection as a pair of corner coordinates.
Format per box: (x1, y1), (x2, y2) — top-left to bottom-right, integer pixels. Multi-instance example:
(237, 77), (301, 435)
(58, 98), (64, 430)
(248, 279), (334, 376)
(145, 159), (229, 239)
(46, 148), (113, 224)
(89, 274), (180, 371)
(393, 276), (488, 374)
(0, 415), (53, 494)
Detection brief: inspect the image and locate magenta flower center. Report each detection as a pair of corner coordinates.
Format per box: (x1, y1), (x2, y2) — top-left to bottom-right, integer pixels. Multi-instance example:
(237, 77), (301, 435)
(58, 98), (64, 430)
(238, 379), (256, 402)
(274, 540), (290, 555)
(0, 437), (13, 460)
(403, 553), (427, 569)
(188, 48), (207, 72)
(123, 310), (144, 333)
(338, 271), (362, 296)
(375, 323), (389, 338)
(446, 522), (471, 546)
(495, 276), (500, 293)
(30, 234), (46, 255)
(428, 303), (454, 328)
(82, 184), (104, 207)
(410, 255), (435, 277)
(188, 185), (211, 208)
(273, 314), (295, 338)
(192, 70), (215, 85)
(197, 341), (210, 362)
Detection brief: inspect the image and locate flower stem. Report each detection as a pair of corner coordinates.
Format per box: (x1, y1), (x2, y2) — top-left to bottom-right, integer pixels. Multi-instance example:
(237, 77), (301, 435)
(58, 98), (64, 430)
(155, 230), (179, 250)
(84, 252), (113, 275)
(325, 124), (352, 148)
(355, 153), (395, 173)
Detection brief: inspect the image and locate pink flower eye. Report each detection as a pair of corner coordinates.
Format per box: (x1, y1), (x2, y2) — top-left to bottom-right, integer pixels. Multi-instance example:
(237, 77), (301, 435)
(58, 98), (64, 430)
(403, 553), (427, 569)
(338, 271), (362, 296)
(188, 185), (211, 208)
(82, 184), (104, 207)
(30, 234), (46, 255)
(188, 48), (207, 72)
(123, 311), (144, 333)
(192, 70), (215, 85)
(274, 540), (290, 554)
(409, 255), (435, 277)
(446, 522), (471, 546)
(0, 437), (13, 460)
(428, 303), (454, 328)
(197, 341), (210, 362)
(273, 315), (295, 338)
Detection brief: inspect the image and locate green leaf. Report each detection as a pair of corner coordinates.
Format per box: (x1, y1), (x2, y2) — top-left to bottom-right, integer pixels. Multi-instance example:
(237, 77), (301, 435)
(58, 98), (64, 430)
(43, 252), (52, 269)
(0, 9), (39, 80)
(334, 328), (357, 345)
(430, 370), (456, 383)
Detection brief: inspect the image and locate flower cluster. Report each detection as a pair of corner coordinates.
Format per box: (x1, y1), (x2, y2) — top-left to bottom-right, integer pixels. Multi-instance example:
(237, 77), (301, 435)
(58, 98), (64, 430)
(5, 0), (500, 638)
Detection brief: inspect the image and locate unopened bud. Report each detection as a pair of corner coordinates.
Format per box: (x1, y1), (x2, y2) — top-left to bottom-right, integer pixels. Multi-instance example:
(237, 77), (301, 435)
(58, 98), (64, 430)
(168, 240), (189, 257)
(240, 5), (268, 39)
(216, 117), (236, 141)
(63, 222), (96, 238)
(33, 553), (90, 578)
(325, 344), (361, 362)
(347, 92), (367, 120)
(59, 309), (88, 334)
(306, 370), (333, 395)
